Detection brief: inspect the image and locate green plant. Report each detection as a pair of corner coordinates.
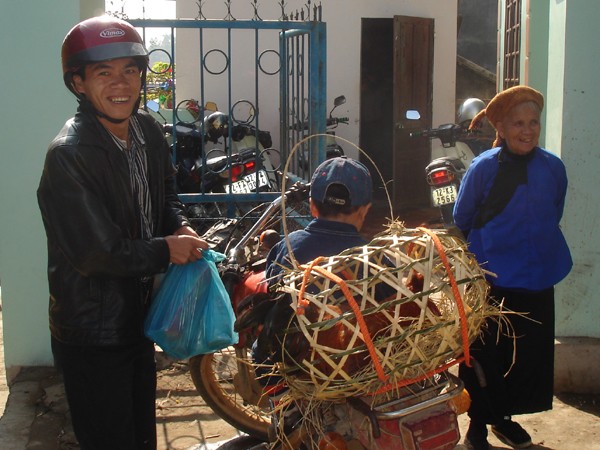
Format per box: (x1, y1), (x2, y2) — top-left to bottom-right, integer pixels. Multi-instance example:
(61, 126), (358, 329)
(147, 62), (174, 108)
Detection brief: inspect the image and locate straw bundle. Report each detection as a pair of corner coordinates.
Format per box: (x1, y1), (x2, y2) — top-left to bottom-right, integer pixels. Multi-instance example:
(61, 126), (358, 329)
(273, 223), (495, 401)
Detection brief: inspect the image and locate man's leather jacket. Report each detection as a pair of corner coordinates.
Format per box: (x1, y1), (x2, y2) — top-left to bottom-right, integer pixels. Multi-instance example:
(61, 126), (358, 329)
(38, 108), (190, 346)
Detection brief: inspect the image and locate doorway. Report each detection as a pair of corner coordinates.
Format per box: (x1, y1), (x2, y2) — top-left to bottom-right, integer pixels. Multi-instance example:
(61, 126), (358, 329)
(359, 16), (433, 213)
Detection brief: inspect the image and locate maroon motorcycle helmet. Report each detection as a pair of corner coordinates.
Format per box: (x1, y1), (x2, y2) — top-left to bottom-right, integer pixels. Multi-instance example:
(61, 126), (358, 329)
(61, 15), (149, 99)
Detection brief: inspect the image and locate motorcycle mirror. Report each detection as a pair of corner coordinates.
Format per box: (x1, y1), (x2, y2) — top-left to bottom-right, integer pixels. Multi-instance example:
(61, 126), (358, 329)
(204, 101), (218, 112)
(405, 110), (421, 120)
(146, 100), (160, 113)
(329, 95), (346, 117)
(146, 99), (168, 125)
(333, 95), (346, 107)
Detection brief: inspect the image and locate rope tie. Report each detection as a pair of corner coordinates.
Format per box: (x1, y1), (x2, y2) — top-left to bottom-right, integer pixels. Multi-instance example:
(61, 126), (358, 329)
(418, 227), (471, 367)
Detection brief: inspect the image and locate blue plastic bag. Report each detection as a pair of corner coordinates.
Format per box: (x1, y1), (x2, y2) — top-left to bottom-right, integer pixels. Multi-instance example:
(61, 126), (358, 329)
(144, 249), (238, 359)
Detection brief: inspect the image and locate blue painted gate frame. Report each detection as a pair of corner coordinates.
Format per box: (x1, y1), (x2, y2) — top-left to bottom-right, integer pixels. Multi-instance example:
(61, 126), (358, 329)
(128, 17), (327, 210)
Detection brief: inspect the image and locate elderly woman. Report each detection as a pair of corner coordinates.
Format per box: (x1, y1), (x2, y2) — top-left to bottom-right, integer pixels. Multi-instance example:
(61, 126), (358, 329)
(453, 86), (572, 450)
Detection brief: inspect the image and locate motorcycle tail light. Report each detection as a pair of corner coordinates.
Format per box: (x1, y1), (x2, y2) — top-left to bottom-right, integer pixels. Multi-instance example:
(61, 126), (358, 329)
(448, 388), (471, 415)
(399, 408), (460, 450)
(230, 164), (245, 181)
(428, 169), (455, 186)
(230, 160), (258, 182)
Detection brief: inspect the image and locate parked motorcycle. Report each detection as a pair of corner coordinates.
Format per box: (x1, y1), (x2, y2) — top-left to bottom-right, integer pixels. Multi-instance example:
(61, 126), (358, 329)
(147, 99), (280, 234)
(200, 99), (280, 193)
(408, 98), (489, 228)
(188, 182), (312, 441)
(186, 181), (471, 450)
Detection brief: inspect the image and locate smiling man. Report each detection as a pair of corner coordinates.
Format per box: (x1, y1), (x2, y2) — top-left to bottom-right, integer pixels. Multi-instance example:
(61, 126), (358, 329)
(37, 16), (208, 450)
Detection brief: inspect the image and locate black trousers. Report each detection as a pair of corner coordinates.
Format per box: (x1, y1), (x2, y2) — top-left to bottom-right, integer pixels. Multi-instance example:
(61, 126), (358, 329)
(459, 286), (555, 424)
(52, 337), (157, 450)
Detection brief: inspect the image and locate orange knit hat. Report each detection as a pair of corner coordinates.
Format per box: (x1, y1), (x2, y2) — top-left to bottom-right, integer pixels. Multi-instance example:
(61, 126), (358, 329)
(469, 85), (544, 147)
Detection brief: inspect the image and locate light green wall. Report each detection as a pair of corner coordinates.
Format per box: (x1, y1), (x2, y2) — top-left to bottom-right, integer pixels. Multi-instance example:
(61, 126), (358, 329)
(0, 0), (104, 373)
(548, 1), (600, 338)
(496, 0), (599, 339)
(545, 1), (566, 156)
(526, 1), (550, 149)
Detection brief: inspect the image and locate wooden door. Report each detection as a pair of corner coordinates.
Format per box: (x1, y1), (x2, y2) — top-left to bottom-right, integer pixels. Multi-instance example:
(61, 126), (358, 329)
(392, 15), (434, 210)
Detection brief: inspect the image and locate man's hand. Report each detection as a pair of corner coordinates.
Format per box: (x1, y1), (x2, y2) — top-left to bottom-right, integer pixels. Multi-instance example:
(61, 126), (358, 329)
(165, 233), (209, 265)
(174, 225), (200, 238)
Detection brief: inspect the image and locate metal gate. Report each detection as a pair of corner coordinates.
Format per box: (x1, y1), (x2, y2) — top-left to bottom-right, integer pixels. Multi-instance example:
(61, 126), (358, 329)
(124, 4), (326, 218)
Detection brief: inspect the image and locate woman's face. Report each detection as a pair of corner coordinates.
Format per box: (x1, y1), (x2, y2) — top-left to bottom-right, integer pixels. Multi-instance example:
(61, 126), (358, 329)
(496, 101), (541, 155)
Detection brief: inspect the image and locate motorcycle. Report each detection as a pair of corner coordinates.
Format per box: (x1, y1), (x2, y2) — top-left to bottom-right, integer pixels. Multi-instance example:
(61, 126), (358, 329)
(188, 182), (313, 442)
(199, 99), (280, 194)
(408, 98), (489, 228)
(186, 181), (472, 450)
(147, 99), (281, 234)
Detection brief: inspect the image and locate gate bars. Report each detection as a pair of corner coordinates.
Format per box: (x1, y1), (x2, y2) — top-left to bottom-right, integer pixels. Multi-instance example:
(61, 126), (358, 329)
(125, 7), (327, 207)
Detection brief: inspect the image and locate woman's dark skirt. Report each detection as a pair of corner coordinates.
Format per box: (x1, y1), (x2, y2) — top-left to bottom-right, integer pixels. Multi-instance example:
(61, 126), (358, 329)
(459, 286), (555, 424)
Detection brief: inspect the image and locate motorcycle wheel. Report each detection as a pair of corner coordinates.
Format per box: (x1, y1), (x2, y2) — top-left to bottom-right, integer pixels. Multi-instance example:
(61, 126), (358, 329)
(189, 349), (271, 441)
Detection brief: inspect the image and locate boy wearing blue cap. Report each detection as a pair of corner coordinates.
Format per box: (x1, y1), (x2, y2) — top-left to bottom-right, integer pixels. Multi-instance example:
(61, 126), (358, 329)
(257, 156), (374, 434)
(266, 156), (373, 281)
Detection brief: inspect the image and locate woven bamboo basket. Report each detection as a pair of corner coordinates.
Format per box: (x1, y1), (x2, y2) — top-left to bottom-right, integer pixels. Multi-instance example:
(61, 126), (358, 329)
(272, 223), (495, 401)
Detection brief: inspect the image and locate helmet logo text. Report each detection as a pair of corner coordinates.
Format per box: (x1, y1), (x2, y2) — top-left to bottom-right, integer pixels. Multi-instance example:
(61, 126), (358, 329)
(100, 28), (126, 38)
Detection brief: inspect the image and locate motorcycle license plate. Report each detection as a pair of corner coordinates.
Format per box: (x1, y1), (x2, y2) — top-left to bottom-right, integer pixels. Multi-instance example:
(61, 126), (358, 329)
(432, 185), (457, 206)
(226, 170), (270, 194)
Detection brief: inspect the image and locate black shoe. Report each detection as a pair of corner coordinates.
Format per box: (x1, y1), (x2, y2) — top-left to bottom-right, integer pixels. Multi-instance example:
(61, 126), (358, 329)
(465, 421), (491, 450)
(491, 419), (532, 448)
(464, 437), (491, 450)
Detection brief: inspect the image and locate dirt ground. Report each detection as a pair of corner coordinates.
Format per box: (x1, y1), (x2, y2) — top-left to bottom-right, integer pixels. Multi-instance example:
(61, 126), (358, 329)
(7, 348), (600, 450)
(6, 207), (600, 449)
(152, 355), (249, 450)
(13, 354), (254, 450)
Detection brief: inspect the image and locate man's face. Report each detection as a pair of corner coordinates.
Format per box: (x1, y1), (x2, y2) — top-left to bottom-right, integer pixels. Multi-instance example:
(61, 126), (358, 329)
(73, 57), (142, 123)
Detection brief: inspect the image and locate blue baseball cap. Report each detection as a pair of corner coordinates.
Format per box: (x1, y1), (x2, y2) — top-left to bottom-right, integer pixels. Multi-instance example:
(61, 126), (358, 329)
(310, 157), (373, 206)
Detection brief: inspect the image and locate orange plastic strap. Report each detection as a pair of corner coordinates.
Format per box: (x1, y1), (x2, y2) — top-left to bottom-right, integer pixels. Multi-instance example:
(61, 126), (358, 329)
(417, 227), (471, 367)
(296, 256), (325, 316)
(298, 259), (389, 383)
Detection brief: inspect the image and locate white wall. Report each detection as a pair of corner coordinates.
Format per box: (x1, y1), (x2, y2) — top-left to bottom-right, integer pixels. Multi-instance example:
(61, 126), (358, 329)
(175, 0), (458, 161)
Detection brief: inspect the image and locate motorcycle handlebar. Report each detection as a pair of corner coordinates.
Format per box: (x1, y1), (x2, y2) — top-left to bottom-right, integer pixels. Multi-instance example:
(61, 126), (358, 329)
(291, 117), (349, 131)
(326, 117), (349, 126)
(409, 123), (480, 148)
(226, 181), (310, 264)
(409, 123), (465, 139)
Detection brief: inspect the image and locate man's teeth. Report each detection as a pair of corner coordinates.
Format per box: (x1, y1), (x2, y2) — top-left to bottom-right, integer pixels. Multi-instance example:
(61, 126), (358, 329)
(111, 97), (129, 103)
